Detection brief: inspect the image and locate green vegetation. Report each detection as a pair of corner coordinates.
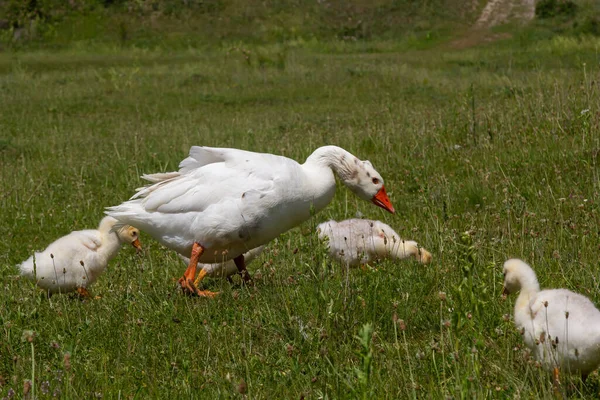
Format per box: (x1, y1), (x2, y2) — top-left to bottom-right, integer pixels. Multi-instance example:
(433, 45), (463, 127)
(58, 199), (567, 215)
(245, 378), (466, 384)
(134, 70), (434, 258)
(1, 0), (600, 398)
(0, 0), (479, 50)
(534, 0), (600, 36)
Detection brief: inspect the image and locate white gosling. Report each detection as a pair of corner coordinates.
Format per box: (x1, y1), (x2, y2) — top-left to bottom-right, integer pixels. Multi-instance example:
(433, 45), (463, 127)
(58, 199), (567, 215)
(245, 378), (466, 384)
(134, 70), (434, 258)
(19, 216), (141, 297)
(107, 145), (395, 297)
(317, 219), (432, 267)
(503, 258), (600, 381)
(178, 245), (265, 284)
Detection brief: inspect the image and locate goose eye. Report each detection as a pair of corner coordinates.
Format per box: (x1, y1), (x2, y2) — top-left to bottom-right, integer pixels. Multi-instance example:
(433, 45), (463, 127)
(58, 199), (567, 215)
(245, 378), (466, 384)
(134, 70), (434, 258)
(372, 177), (380, 185)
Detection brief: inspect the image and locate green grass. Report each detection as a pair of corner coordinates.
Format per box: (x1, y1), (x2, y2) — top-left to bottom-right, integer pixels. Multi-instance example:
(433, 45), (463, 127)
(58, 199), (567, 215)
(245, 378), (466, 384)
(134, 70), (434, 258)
(1, 34), (600, 398)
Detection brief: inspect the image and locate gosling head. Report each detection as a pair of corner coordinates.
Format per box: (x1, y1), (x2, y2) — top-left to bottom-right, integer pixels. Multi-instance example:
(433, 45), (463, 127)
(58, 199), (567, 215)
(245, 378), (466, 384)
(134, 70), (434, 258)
(415, 248), (433, 265)
(100, 216), (142, 251)
(502, 258), (539, 296)
(116, 225), (142, 251)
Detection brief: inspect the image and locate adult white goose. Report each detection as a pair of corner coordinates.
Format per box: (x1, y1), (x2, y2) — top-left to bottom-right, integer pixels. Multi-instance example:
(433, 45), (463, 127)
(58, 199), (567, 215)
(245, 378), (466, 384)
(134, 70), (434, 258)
(502, 258), (600, 381)
(317, 219), (432, 267)
(107, 145), (395, 297)
(178, 245), (265, 288)
(19, 216), (141, 297)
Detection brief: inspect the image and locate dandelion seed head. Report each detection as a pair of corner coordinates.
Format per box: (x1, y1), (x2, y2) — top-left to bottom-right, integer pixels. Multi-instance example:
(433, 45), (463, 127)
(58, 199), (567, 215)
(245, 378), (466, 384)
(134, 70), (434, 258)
(398, 319), (406, 331)
(21, 330), (35, 343)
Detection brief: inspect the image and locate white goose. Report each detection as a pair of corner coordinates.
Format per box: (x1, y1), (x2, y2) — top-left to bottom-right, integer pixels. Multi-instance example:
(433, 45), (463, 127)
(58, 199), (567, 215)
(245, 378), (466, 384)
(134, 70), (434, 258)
(19, 216), (141, 296)
(317, 219), (432, 267)
(503, 258), (600, 381)
(107, 145), (395, 297)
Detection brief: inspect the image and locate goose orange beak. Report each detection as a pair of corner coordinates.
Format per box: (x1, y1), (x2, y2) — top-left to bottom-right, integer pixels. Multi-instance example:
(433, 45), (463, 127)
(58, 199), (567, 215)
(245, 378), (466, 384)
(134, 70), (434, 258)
(372, 186), (395, 214)
(132, 238), (142, 251)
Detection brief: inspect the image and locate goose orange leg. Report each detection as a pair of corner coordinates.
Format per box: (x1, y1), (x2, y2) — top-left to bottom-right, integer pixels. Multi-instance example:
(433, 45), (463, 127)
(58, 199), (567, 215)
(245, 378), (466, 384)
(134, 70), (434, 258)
(193, 268), (221, 298)
(178, 242), (218, 298)
(234, 254), (252, 283)
(76, 287), (92, 298)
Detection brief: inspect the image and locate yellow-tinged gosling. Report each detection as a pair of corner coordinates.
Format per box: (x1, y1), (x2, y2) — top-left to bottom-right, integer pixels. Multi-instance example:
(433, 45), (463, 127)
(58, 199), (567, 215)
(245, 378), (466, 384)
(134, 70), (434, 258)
(19, 216), (141, 297)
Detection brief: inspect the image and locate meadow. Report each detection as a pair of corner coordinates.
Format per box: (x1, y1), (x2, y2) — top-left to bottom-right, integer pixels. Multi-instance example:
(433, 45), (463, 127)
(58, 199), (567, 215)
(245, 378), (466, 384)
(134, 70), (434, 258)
(1, 28), (600, 398)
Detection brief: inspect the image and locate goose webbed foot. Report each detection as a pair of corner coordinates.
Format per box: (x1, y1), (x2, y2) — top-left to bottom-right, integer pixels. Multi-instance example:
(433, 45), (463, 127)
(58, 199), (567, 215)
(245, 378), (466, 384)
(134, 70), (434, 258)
(178, 276), (220, 298)
(193, 267), (221, 298)
(178, 242), (219, 298)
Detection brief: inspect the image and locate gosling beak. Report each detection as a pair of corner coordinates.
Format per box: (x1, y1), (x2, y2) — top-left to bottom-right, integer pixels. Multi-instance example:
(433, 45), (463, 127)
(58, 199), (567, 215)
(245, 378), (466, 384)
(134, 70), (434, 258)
(371, 186), (395, 214)
(131, 238), (142, 252)
(502, 286), (509, 299)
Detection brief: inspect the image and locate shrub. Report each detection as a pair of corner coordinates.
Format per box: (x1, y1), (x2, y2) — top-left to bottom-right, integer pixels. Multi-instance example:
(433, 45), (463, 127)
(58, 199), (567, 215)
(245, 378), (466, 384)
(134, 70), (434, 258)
(575, 14), (600, 35)
(535, 0), (578, 19)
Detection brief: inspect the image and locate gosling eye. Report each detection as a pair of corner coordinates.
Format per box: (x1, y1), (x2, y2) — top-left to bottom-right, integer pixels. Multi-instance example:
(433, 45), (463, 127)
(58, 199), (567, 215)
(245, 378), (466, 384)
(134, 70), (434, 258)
(131, 231), (138, 237)
(372, 177), (380, 185)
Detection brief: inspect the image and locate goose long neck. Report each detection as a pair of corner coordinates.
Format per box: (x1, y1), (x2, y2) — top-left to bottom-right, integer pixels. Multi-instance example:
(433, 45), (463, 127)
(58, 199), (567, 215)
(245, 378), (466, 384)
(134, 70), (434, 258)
(514, 272), (540, 316)
(100, 231), (123, 261)
(305, 146), (359, 181)
(97, 217), (123, 261)
(518, 267), (540, 294)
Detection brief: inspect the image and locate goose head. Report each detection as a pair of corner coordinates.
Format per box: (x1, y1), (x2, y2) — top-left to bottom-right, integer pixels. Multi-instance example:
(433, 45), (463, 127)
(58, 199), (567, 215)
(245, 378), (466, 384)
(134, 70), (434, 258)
(343, 160), (395, 214)
(502, 258), (539, 295)
(100, 216), (142, 250)
(116, 225), (142, 251)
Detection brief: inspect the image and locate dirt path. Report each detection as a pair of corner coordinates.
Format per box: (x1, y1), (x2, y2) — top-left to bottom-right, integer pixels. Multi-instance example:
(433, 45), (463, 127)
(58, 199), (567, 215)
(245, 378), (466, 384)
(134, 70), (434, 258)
(475, 0), (535, 29)
(451, 0), (536, 48)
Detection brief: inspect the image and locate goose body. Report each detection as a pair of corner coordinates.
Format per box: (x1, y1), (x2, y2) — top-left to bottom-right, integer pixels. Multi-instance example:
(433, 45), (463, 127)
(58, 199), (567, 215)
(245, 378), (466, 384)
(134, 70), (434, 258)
(19, 217), (141, 295)
(108, 146), (394, 263)
(317, 219), (432, 267)
(503, 259), (600, 377)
